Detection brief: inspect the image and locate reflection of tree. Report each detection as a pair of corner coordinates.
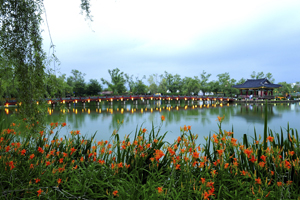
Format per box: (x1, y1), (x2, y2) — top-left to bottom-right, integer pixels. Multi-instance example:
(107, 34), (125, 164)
(236, 104), (281, 124)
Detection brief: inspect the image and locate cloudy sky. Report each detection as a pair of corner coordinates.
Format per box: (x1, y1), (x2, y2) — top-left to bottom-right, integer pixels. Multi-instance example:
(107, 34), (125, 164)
(41, 0), (300, 85)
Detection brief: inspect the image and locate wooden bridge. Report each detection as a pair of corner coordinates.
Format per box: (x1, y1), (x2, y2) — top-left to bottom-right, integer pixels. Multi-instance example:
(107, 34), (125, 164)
(3, 95), (234, 107)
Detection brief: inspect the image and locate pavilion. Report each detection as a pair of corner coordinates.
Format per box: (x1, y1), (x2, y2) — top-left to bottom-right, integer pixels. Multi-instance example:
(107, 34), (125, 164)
(232, 78), (282, 99)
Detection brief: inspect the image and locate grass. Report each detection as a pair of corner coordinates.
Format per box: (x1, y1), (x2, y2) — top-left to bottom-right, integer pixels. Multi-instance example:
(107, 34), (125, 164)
(1, 106), (300, 199)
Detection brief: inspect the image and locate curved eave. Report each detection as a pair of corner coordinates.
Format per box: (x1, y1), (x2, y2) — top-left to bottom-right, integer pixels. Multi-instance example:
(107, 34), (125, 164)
(232, 86), (282, 89)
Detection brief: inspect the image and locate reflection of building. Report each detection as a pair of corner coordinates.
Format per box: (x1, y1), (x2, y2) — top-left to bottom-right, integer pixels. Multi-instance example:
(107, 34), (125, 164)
(232, 78), (281, 99)
(235, 104), (281, 124)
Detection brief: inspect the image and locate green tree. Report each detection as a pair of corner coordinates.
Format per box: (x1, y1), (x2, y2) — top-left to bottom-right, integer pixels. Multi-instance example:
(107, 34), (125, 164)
(250, 71), (275, 83)
(208, 80), (220, 95)
(158, 78), (168, 94)
(0, 60), (18, 99)
(199, 70), (211, 95)
(86, 79), (102, 96)
(265, 72), (275, 83)
(182, 76), (200, 95)
(133, 80), (147, 94)
(0, 0), (92, 130)
(237, 78), (246, 85)
(67, 69), (86, 97)
(101, 68), (126, 94)
(125, 74), (135, 93)
(250, 71), (265, 79)
(217, 72), (236, 96)
(278, 82), (292, 96)
(147, 75), (158, 94)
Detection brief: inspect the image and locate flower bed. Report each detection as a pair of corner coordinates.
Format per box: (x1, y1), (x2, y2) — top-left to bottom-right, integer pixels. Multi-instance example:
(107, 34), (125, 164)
(1, 115), (299, 199)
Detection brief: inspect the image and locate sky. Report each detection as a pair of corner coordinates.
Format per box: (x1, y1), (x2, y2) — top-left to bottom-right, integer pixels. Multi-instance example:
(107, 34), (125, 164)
(41, 0), (300, 85)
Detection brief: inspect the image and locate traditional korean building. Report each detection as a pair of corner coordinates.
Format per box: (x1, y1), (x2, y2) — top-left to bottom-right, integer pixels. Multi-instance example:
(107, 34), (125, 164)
(232, 78), (282, 98)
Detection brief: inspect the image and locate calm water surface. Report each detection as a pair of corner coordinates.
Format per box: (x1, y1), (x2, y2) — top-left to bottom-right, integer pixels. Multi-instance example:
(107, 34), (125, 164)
(4, 101), (300, 145)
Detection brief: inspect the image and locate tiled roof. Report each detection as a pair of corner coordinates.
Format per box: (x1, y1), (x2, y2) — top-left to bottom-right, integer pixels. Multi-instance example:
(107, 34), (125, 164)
(232, 78), (282, 89)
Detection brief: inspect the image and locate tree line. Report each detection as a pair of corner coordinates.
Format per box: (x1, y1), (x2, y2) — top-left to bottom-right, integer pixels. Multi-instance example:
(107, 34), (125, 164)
(3, 65), (298, 99)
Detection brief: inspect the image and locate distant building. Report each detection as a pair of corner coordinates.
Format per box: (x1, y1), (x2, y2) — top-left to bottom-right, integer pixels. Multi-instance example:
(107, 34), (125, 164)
(232, 78), (282, 97)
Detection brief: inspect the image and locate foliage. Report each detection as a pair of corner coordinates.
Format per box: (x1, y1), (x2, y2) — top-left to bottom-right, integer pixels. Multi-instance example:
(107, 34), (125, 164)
(101, 68), (127, 95)
(250, 71), (275, 83)
(86, 79), (102, 96)
(182, 76), (200, 95)
(278, 82), (292, 96)
(199, 70), (211, 95)
(217, 72), (236, 96)
(0, 0), (92, 129)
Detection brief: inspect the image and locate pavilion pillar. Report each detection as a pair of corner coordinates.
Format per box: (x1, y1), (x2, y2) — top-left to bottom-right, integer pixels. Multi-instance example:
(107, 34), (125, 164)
(240, 90), (243, 95)
(246, 90), (248, 97)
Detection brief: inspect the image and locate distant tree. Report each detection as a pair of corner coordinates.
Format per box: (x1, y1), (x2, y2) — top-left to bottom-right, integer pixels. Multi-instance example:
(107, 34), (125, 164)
(250, 71), (275, 83)
(86, 79), (102, 96)
(265, 72), (275, 83)
(133, 80), (147, 94)
(278, 82), (292, 96)
(101, 68), (126, 94)
(67, 69), (86, 96)
(182, 76), (200, 95)
(158, 78), (168, 94)
(147, 74), (159, 94)
(237, 78), (246, 84)
(125, 74), (135, 93)
(208, 80), (220, 95)
(250, 71), (264, 79)
(217, 72), (236, 96)
(199, 70), (211, 95)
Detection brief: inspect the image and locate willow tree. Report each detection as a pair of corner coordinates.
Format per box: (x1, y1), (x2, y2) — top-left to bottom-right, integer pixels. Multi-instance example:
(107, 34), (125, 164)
(0, 0), (92, 130)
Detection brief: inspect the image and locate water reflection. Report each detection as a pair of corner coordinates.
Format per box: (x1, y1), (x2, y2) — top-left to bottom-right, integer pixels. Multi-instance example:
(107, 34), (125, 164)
(2, 102), (300, 145)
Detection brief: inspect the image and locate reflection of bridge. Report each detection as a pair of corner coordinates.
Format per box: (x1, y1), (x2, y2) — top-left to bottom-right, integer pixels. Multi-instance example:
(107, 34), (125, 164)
(3, 95), (233, 107)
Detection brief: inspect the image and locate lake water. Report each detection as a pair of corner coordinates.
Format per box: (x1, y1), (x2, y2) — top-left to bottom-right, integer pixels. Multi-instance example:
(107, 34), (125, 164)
(4, 101), (300, 146)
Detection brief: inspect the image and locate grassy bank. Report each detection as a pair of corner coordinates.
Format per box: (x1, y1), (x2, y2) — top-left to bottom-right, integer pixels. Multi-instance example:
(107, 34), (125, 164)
(1, 111), (300, 199)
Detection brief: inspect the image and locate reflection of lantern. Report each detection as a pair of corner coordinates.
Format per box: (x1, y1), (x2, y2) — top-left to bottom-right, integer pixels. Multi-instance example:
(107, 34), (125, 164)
(5, 108), (9, 115)
(88, 109), (90, 114)
(75, 109), (78, 114)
